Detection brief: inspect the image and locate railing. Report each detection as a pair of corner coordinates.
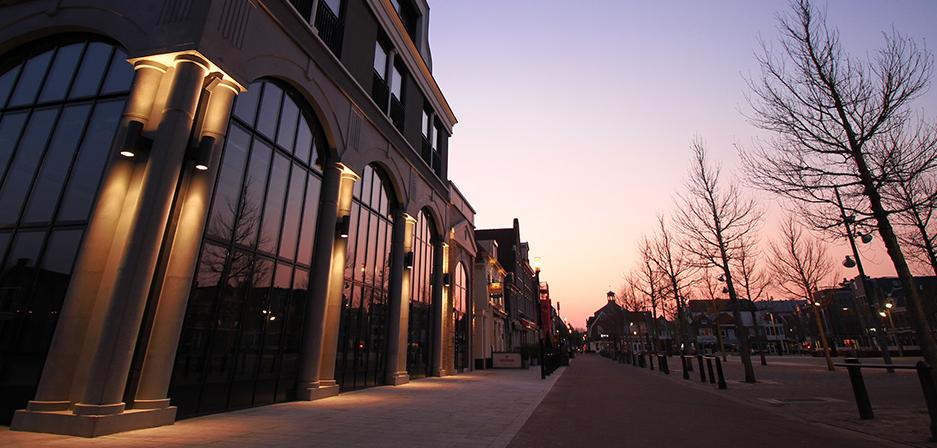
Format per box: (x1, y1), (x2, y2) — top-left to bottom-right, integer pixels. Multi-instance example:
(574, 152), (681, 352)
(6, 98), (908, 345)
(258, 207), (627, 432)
(834, 358), (937, 441)
(314, 0), (343, 56)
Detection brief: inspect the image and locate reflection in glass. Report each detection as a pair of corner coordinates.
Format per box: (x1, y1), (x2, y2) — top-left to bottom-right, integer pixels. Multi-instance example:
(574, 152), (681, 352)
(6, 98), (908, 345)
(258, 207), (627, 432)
(336, 165), (394, 391)
(407, 210), (435, 378)
(0, 38), (132, 425)
(171, 79), (325, 418)
(452, 263), (469, 372)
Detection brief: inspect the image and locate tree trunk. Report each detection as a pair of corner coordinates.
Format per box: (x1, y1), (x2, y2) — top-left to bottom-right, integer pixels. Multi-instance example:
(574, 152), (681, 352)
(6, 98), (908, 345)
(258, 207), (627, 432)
(855, 155), (937, 387)
(812, 304), (835, 371)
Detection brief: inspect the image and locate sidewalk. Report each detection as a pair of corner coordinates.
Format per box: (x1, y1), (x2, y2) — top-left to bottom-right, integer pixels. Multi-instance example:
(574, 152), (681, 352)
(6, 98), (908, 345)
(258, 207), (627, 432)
(0, 368), (563, 448)
(509, 354), (900, 448)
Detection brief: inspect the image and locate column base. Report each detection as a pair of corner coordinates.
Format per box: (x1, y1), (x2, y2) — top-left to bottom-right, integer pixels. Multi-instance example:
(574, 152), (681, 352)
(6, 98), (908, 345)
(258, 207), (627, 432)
(387, 371), (409, 385)
(298, 380), (340, 401)
(11, 406), (176, 437)
(434, 369), (450, 377)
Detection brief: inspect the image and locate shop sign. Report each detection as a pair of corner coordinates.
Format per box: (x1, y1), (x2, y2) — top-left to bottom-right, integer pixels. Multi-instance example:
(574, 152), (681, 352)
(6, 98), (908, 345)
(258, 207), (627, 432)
(492, 352), (522, 368)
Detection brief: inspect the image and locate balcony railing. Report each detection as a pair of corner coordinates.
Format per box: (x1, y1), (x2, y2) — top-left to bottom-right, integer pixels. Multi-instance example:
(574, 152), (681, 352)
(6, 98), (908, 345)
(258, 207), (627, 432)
(314, 0), (343, 56)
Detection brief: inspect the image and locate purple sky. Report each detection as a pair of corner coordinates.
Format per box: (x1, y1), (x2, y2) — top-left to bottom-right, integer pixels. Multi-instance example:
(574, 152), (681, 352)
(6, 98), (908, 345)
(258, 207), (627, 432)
(428, 0), (937, 328)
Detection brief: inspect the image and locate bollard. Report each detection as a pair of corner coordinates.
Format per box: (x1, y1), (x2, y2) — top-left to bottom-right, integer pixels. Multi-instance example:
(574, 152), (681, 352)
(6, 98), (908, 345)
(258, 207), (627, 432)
(682, 357), (690, 380)
(638, 353), (646, 368)
(686, 356), (693, 372)
(760, 349), (767, 366)
(661, 355), (670, 375)
(706, 358), (716, 385)
(844, 358), (874, 419)
(649, 353), (655, 371)
(714, 357), (728, 389)
(915, 362), (937, 442)
(698, 355), (706, 383)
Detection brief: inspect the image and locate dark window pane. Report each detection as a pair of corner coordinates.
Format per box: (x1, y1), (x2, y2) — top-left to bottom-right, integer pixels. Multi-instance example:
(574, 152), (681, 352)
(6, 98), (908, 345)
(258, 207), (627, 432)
(258, 154), (289, 254)
(58, 99), (125, 222)
(38, 43), (84, 103)
(100, 49), (134, 94)
(255, 83), (282, 141)
(275, 96), (299, 152)
(0, 231), (46, 316)
(294, 116), (312, 165)
(278, 165), (305, 261)
(68, 43), (112, 99)
(0, 108), (59, 225)
(206, 124), (250, 241)
(24, 229), (82, 352)
(232, 84), (260, 126)
(8, 50), (53, 107)
(0, 64), (22, 107)
(0, 112), (28, 183)
(238, 139), (272, 248)
(24, 104), (91, 223)
(296, 175), (321, 265)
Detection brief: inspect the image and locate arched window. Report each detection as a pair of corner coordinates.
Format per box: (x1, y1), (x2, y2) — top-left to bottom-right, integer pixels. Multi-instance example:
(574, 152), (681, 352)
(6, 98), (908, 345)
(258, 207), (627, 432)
(335, 164), (394, 391)
(452, 262), (469, 372)
(0, 36), (133, 424)
(407, 210), (436, 378)
(171, 79), (325, 417)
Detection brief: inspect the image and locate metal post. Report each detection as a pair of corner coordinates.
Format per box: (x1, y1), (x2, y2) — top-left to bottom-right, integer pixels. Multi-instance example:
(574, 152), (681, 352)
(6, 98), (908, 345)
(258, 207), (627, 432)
(698, 355), (706, 382)
(915, 361), (937, 442)
(715, 357), (728, 389)
(649, 352), (655, 370)
(682, 357), (690, 380)
(661, 355), (670, 375)
(844, 358), (874, 419)
(706, 357), (716, 384)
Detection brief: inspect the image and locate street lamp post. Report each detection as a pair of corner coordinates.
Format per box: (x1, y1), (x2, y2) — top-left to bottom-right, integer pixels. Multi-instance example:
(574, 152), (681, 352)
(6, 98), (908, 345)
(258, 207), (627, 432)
(881, 302), (905, 357)
(533, 257), (545, 380)
(811, 296), (836, 371)
(834, 187), (895, 370)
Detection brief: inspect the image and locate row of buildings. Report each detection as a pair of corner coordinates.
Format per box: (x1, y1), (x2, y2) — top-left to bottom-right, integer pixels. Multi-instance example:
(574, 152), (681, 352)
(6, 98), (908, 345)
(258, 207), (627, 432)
(586, 276), (931, 356)
(0, 0), (555, 437)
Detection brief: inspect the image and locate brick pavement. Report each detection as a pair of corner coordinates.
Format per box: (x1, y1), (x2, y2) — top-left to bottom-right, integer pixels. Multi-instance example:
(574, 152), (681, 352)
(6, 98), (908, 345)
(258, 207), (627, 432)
(509, 353), (903, 448)
(0, 367), (563, 448)
(689, 354), (932, 447)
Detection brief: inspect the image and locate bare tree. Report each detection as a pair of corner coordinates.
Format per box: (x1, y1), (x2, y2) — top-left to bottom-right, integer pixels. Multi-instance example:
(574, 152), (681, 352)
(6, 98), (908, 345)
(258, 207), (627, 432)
(634, 237), (665, 352)
(742, 0), (937, 375)
(734, 236), (772, 363)
(692, 265), (728, 360)
(651, 215), (696, 354)
(880, 123), (937, 275)
(677, 140), (761, 382)
(768, 216), (837, 370)
(618, 275), (648, 313)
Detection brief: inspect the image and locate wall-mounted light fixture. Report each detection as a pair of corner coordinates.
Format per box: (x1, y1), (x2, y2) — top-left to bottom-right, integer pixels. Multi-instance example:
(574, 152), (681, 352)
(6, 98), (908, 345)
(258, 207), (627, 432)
(404, 251), (414, 269)
(336, 215), (351, 238)
(191, 135), (215, 171)
(119, 120), (146, 158)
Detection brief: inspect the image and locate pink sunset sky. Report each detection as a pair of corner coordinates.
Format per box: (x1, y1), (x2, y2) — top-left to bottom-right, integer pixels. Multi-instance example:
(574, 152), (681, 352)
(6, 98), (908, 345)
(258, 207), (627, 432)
(428, 0), (937, 329)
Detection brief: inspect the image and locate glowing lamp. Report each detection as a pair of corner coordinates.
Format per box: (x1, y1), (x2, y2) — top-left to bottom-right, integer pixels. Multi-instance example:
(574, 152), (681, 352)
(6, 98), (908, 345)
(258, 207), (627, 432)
(878, 311), (887, 318)
(533, 257), (542, 273)
(885, 303), (893, 309)
(120, 150), (136, 158)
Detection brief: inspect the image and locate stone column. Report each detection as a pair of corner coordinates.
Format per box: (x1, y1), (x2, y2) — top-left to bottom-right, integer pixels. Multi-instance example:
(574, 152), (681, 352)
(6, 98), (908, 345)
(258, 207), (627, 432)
(385, 212), (415, 385)
(74, 54), (207, 416)
(306, 165), (358, 398)
(14, 60), (166, 416)
(131, 79), (240, 410)
(297, 162), (340, 400)
(432, 242), (447, 376)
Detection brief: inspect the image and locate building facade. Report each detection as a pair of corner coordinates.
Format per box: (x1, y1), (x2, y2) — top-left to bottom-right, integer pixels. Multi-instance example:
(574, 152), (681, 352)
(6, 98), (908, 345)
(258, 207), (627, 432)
(0, 0), (475, 436)
(475, 219), (539, 352)
(472, 239), (508, 368)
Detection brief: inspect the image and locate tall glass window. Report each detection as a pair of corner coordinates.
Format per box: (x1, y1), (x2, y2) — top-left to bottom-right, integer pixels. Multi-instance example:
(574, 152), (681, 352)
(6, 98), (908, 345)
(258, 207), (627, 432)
(170, 79), (324, 418)
(0, 37), (132, 424)
(452, 263), (469, 372)
(335, 164), (394, 391)
(407, 210), (435, 378)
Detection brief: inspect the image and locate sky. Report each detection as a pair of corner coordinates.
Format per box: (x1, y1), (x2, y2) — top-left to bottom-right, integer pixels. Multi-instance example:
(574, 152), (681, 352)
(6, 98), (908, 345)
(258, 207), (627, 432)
(427, 0), (937, 329)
